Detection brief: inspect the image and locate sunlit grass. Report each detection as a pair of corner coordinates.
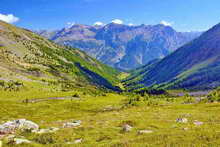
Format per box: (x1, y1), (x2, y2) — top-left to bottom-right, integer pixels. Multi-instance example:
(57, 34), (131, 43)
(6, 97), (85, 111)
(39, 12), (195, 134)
(1, 89), (220, 146)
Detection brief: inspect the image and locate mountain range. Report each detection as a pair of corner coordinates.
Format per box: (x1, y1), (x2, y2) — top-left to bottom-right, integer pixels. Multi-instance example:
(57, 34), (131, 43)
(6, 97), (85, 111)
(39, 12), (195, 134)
(2, 20), (219, 91)
(124, 23), (220, 90)
(37, 23), (201, 70)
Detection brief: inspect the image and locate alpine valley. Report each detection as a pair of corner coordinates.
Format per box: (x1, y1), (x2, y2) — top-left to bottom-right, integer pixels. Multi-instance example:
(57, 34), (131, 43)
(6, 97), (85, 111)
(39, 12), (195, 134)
(124, 23), (220, 90)
(1, 4), (220, 146)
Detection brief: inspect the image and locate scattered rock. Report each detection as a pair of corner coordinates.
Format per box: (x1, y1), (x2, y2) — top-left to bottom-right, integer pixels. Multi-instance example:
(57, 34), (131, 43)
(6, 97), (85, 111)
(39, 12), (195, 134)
(194, 120), (203, 126)
(195, 97), (202, 103)
(32, 127), (59, 134)
(74, 138), (82, 144)
(14, 138), (31, 144)
(176, 118), (188, 123)
(103, 105), (114, 111)
(0, 119), (39, 134)
(63, 120), (81, 128)
(66, 138), (82, 144)
(138, 130), (153, 134)
(183, 128), (189, 131)
(122, 124), (133, 132)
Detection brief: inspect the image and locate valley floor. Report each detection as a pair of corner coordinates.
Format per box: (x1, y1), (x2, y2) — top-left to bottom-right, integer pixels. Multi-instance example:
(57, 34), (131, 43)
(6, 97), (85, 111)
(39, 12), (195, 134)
(0, 90), (220, 146)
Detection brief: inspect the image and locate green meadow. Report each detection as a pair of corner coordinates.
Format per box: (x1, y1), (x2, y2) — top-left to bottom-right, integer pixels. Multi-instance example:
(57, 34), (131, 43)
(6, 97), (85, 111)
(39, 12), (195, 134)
(1, 88), (220, 147)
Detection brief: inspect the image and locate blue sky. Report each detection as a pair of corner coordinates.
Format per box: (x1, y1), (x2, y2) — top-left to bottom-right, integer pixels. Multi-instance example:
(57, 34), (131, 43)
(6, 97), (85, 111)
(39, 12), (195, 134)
(1, 0), (220, 31)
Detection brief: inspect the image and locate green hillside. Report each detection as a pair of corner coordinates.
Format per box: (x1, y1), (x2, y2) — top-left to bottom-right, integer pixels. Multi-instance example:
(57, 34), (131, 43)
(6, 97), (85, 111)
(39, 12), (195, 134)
(122, 59), (160, 91)
(125, 23), (220, 90)
(0, 20), (120, 92)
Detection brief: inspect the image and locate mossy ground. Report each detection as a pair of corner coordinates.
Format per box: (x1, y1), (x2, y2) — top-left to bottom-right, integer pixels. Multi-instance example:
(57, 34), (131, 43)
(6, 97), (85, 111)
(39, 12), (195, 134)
(1, 89), (220, 147)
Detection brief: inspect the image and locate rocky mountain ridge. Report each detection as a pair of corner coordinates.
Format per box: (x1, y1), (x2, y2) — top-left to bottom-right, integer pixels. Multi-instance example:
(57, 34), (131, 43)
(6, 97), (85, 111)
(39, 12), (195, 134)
(37, 23), (201, 70)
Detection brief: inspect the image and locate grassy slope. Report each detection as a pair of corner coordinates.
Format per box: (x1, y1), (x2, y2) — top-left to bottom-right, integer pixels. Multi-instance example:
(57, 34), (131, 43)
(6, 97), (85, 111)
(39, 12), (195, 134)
(152, 24), (220, 90)
(126, 24), (220, 90)
(122, 59), (160, 91)
(125, 23), (220, 90)
(0, 21), (120, 92)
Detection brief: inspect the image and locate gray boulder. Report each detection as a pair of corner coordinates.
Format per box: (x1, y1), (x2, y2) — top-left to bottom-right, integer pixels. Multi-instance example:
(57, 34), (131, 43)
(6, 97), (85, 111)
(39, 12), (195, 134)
(74, 138), (82, 144)
(122, 124), (133, 132)
(14, 138), (31, 144)
(0, 119), (39, 134)
(67, 138), (82, 144)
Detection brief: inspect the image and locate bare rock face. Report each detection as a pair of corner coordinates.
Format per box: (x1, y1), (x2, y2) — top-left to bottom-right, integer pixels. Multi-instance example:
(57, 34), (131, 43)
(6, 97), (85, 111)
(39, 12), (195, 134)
(0, 119), (39, 134)
(39, 23), (200, 70)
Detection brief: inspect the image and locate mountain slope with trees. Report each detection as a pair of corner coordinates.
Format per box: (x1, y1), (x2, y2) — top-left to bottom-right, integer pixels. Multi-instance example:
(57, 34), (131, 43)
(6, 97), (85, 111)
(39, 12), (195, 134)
(125, 23), (220, 90)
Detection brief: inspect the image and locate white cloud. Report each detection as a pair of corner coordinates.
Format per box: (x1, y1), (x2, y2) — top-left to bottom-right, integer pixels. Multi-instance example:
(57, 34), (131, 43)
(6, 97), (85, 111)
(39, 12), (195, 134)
(0, 13), (19, 23)
(128, 23), (134, 26)
(66, 22), (75, 28)
(94, 21), (104, 26)
(160, 20), (173, 26)
(111, 19), (123, 24)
